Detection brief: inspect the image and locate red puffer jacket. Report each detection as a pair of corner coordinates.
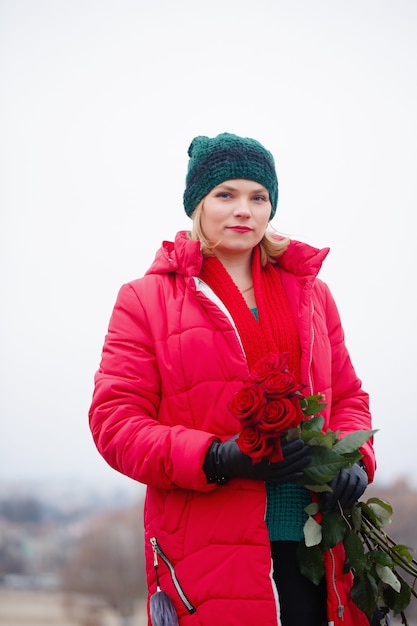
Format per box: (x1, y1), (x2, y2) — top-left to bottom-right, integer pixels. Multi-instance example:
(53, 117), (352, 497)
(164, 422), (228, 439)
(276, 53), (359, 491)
(89, 231), (375, 626)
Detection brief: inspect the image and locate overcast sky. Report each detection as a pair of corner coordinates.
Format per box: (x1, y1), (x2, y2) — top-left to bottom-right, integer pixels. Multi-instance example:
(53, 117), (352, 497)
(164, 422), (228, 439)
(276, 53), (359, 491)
(1, 0), (416, 493)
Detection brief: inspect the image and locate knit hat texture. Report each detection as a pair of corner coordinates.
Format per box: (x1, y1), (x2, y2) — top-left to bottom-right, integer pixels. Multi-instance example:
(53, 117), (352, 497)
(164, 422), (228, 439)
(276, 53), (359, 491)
(183, 132), (278, 218)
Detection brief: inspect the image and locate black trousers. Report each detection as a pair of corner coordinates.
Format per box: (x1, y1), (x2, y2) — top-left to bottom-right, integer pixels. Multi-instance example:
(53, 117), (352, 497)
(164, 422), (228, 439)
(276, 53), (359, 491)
(271, 541), (327, 626)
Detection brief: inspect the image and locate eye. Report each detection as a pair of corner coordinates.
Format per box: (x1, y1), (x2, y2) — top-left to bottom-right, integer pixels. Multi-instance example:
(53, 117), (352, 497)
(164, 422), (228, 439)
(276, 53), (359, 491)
(252, 194), (268, 202)
(216, 191), (232, 199)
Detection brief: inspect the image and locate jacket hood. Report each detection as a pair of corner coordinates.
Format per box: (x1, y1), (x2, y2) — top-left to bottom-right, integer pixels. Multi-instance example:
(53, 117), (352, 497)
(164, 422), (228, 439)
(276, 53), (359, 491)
(278, 239), (330, 278)
(145, 231), (203, 277)
(146, 230), (330, 279)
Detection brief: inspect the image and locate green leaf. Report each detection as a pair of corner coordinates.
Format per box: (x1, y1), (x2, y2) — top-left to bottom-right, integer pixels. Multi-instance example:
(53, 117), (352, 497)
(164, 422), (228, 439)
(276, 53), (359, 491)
(285, 426), (301, 441)
(301, 446), (350, 484)
(391, 544), (413, 565)
(296, 541), (324, 586)
(304, 516), (322, 547)
(300, 415), (324, 433)
(375, 564), (401, 592)
(301, 431), (328, 446)
(332, 429), (377, 454)
(351, 572), (378, 618)
(307, 432), (335, 449)
(304, 502), (320, 516)
(369, 549), (393, 568)
(359, 502), (380, 527)
(300, 396), (327, 417)
(320, 512), (347, 550)
(366, 497), (393, 515)
(383, 579), (412, 615)
(344, 529), (368, 575)
(340, 450), (363, 466)
(366, 499), (393, 527)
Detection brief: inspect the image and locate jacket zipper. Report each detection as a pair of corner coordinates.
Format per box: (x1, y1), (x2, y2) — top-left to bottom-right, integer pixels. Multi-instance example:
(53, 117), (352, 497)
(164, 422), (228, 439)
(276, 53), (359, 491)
(308, 302), (315, 395)
(194, 277), (246, 358)
(309, 306), (343, 620)
(329, 547), (344, 620)
(150, 537), (196, 614)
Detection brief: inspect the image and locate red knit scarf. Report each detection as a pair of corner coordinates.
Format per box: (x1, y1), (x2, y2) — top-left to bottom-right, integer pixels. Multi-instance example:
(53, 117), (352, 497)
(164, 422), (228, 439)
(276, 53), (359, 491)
(198, 246), (301, 378)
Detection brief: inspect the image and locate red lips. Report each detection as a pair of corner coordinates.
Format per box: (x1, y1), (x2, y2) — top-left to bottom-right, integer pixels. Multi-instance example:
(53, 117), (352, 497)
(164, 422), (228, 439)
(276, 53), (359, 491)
(227, 226), (252, 233)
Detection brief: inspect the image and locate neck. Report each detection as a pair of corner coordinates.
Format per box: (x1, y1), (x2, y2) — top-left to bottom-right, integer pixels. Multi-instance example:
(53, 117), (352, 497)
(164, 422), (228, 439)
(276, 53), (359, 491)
(212, 250), (253, 287)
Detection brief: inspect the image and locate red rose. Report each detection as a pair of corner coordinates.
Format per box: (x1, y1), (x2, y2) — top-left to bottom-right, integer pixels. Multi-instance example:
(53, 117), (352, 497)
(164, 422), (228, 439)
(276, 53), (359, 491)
(258, 398), (304, 435)
(236, 426), (275, 463)
(250, 352), (290, 384)
(260, 370), (301, 400)
(266, 437), (284, 463)
(229, 382), (266, 425)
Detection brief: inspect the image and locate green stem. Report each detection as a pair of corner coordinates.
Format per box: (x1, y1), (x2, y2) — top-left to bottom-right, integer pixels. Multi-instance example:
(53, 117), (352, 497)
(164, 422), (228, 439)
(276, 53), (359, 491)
(360, 517), (417, 578)
(400, 610), (410, 625)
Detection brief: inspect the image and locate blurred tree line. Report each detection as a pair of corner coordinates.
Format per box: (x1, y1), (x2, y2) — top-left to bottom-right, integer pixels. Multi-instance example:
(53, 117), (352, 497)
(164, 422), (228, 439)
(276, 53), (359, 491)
(61, 506), (147, 625)
(0, 491), (146, 625)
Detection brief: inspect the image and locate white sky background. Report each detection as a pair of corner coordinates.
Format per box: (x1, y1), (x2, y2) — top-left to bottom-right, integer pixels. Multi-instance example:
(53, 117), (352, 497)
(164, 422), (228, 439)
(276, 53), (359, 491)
(1, 0), (416, 492)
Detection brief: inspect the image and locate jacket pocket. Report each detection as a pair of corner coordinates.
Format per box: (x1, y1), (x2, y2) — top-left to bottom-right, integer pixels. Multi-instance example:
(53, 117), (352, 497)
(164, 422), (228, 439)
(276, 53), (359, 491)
(158, 489), (192, 535)
(150, 537), (196, 615)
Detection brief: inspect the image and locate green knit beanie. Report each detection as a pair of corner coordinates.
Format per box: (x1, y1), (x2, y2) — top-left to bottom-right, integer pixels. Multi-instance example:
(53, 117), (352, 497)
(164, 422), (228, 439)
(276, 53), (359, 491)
(183, 132), (278, 218)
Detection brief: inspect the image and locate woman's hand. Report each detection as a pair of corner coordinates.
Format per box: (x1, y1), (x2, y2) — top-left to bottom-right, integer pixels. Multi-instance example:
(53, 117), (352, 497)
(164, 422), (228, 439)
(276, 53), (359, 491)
(321, 462), (368, 511)
(203, 436), (311, 485)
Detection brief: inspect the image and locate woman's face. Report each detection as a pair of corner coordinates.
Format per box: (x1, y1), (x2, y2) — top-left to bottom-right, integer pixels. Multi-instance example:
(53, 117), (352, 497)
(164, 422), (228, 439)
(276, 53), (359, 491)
(201, 179), (271, 260)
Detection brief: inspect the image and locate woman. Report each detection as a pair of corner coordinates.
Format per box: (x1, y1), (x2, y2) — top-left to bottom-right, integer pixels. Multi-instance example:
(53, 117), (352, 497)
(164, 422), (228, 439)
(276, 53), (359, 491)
(89, 132), (376, 626)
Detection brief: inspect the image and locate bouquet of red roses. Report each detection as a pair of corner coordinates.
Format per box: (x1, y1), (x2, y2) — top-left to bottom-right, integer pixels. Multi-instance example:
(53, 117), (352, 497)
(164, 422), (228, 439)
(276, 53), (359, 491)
(229, 352), (305, 464)
(228, 352), (417, 622)
(229, 351), (373, 490)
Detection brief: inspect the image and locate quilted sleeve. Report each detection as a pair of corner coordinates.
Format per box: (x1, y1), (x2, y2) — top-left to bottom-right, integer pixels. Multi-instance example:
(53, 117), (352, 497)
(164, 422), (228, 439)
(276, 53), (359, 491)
(317, 281), (376, 481)
(88, 282), (218, 492)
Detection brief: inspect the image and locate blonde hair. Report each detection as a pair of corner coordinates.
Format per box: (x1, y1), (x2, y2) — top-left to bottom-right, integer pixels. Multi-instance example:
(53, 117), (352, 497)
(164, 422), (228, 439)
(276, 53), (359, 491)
(188, 201), (290, 267)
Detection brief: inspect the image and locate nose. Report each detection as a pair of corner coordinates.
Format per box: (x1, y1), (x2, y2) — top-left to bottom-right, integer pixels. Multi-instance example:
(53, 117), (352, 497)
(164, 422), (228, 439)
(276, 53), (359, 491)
(234, 198), (251, 218)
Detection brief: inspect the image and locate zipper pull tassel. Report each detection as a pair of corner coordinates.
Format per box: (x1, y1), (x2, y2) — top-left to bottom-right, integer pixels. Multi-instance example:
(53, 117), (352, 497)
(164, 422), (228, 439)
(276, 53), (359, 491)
(149, 536), (196, 615)
(150, 537), (161, 589)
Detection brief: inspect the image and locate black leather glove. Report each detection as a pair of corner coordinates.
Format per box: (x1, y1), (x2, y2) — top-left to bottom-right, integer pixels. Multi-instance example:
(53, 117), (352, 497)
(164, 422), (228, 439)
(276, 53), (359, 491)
(203, 436), (311, 485)
(321, 461), (368, 511)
